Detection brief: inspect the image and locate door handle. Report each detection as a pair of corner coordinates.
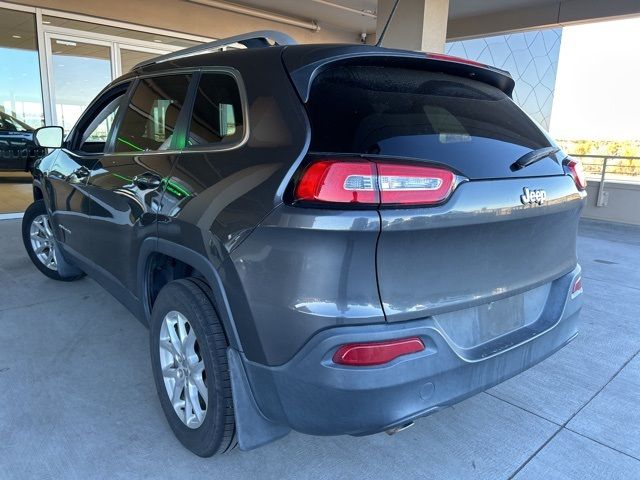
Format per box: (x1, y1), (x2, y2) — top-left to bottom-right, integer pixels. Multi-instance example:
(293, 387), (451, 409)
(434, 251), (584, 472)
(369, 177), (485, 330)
(133, 172), (162, 190)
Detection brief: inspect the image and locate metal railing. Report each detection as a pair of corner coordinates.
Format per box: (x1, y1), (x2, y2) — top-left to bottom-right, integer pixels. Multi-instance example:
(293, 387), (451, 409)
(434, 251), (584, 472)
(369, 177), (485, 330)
(571, 154), (640, 207)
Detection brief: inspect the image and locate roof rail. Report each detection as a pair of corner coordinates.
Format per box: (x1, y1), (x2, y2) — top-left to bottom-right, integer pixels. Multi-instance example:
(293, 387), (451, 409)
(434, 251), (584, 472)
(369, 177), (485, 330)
(133, 30), (297, 70)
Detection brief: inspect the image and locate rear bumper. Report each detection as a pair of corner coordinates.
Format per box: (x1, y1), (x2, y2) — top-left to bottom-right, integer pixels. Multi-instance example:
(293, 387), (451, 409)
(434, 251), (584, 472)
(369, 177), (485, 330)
(239, 266), (582, 437)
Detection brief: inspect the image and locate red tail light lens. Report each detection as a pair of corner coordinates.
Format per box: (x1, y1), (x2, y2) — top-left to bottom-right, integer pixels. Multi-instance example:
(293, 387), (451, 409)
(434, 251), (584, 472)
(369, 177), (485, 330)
(294, 160), (378, 204)
(294, 159), (456, 206)
(332, 337), (425, 366)
(566, 158), (587, 191)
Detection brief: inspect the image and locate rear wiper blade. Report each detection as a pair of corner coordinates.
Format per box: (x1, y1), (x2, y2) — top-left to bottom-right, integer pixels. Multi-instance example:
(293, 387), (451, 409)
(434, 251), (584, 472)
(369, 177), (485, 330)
(511, 147), (560, 171)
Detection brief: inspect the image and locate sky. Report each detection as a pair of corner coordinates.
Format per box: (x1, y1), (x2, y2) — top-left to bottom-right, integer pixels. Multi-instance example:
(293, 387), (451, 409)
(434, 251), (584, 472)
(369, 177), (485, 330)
(549, 16), (640, 140)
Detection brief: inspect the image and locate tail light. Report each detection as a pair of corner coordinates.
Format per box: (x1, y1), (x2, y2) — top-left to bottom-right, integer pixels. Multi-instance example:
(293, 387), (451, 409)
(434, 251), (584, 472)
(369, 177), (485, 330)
(565, 158), (587, 191)
(332, 337), (425, 366)
(294, 159), (457, 206)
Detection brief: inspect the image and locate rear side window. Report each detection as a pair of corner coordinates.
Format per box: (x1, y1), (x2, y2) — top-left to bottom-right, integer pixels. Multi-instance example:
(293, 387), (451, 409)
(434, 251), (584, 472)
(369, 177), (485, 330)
(186, 72), (244, 148)
(306, 66), (559, 179)
(114, 74), (191, 153)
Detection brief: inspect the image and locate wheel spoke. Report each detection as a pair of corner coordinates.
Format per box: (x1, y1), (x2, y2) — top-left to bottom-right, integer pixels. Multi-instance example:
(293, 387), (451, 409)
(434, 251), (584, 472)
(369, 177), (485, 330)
(162, 366), (179, 379)
(193, 375), (208, 406)
(183, 329), (197, 362)
(171, 377), (185, 408)
(166, 319), (183, 355)
(177, 315), (189, 343)
(191, 360), (205, 376)
(184, 381), (195, 425)
(45, 250), (54, 267)
(159, 338), (178, 357)
(186, 382), (204, 423)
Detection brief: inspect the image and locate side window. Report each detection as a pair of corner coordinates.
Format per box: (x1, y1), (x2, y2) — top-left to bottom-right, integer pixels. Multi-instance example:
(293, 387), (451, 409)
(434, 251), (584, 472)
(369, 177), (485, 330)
(114, 74), (191, 153)
(72, 84), (129, 155)
(186, 73), (244, 148)
(78, 95), (123, 153)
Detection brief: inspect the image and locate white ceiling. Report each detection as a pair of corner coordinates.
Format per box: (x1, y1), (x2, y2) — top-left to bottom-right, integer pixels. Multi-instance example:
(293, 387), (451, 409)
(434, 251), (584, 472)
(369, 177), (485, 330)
(229, 0), (561, 33)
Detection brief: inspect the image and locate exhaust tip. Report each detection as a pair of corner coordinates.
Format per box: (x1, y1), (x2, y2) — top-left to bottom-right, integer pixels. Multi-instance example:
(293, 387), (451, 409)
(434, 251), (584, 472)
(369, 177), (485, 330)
(386, 421), (414, 436)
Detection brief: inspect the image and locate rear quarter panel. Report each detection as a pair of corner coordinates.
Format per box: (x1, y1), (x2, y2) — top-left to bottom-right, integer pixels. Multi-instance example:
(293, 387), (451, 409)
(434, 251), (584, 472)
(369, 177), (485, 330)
(156, 48), (312, 362)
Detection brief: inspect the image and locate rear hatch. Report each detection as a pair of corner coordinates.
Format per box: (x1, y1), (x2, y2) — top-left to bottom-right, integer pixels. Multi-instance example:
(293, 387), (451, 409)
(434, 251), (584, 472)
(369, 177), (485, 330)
(292, 49), (585, 326)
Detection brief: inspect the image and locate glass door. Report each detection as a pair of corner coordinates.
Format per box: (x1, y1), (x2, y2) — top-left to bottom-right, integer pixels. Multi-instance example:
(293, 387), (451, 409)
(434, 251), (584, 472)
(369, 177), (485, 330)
(45, 33), (114, 134)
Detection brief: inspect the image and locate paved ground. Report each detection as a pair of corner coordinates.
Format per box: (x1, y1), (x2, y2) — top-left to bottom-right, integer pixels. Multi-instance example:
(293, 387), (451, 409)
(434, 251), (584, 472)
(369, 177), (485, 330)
(0, 218), (639, 479)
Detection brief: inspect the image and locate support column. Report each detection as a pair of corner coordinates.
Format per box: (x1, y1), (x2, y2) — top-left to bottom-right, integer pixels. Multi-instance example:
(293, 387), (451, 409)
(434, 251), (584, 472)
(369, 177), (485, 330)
(376, 0), (449, 53)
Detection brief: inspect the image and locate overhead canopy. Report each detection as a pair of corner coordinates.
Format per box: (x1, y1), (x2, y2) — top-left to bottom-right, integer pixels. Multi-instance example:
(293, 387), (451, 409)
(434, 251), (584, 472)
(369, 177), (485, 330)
(229, 0), (640, 39)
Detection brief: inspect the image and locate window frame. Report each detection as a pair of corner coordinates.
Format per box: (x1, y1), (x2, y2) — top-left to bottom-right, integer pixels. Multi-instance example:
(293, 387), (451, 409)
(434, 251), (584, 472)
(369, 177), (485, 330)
(182, 68), (248, 152)
(103, 66), (248, 157)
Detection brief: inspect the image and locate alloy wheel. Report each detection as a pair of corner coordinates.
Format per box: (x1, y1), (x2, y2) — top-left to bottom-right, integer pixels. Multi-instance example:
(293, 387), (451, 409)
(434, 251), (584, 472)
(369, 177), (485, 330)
(29, 214), (57, 271)
(159, 310), (208, 429)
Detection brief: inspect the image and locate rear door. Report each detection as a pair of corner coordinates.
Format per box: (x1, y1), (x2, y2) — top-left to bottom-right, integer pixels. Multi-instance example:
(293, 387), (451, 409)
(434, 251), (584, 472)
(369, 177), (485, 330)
(304, 64), (585, 323)
(86, 73), (193, 292)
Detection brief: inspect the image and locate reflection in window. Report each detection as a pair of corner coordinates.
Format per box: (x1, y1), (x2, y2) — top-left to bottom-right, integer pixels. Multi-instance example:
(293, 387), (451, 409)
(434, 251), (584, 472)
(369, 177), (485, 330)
(77, 92), (126, 154)
(114, 75), (191, 152)
(0, 8), (44, 129)
(50, 39), (112, 134)
(186, 73), (244, 148)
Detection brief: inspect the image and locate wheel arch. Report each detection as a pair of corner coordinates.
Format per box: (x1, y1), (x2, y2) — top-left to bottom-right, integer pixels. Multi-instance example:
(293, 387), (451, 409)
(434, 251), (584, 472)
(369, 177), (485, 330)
(138, 237), (242, 351)
(32, 184), (44, 202)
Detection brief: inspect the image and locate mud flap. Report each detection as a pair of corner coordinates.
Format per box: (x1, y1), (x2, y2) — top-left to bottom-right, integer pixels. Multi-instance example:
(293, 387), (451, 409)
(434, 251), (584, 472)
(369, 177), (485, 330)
(53, 239), (84, 278)
(227, 348), (290, 450)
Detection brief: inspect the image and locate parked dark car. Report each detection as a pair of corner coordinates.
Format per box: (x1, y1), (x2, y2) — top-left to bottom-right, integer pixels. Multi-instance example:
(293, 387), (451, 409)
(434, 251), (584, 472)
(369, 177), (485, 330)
(22, 31), (586, 457)
(0, 111), (45, 172)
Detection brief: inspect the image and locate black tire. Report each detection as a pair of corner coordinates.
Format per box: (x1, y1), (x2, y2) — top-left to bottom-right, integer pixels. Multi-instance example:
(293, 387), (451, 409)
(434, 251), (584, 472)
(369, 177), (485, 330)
(22, 200), (84, 282)
(150, 278), (236, 457)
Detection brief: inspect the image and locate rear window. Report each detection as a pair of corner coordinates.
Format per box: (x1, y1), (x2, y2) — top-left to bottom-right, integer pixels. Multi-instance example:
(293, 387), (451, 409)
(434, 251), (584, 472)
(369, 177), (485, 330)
(186, 72), (244, 148)
(306, 66), (559, 179)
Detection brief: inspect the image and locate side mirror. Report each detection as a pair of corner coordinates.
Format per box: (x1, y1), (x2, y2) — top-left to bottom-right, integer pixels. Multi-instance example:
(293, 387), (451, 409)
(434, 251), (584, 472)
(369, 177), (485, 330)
(34, 126), (64, 148)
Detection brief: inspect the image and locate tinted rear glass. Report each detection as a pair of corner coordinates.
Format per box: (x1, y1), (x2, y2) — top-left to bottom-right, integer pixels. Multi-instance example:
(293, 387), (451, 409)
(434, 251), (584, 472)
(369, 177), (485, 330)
(306, 66), (560, 179)
(186, 73), (244, 148)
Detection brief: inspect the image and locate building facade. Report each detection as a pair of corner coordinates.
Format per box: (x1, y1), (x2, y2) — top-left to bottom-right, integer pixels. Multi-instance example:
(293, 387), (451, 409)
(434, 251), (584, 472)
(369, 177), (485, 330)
(446, 28), (563, 130)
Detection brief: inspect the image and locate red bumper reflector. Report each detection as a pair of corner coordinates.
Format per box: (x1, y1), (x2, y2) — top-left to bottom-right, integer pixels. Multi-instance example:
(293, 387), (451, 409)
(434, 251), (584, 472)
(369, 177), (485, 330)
(572, 276), (583, 297)
(332, 337), (425, 366)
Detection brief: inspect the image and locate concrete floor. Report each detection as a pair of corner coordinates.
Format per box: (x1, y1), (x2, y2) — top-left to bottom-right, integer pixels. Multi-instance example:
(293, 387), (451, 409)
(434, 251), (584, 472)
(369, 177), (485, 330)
(0, 218), (639, 479)
(0, 173), (33, 213)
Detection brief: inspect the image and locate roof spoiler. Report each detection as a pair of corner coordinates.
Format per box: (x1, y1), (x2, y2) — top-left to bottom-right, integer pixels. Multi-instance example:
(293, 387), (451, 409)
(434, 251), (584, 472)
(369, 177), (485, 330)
(282, 45), (516, 101)
(133, 30), (297, 70)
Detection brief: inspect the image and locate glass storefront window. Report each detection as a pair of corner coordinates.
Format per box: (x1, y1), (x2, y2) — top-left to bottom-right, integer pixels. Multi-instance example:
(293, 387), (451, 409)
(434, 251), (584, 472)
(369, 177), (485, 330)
(0, 8), (44, 129)
(49, 38), (112, 133)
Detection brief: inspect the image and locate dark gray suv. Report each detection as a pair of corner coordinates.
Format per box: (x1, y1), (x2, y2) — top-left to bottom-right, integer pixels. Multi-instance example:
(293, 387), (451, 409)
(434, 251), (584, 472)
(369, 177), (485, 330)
(22, 31), (586, 457)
